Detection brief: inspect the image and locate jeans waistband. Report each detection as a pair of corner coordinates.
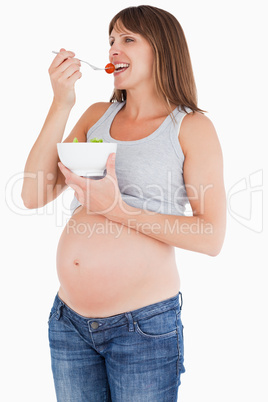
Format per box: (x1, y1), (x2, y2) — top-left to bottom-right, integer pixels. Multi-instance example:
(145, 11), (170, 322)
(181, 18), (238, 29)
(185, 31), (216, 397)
(52, 291), (183, 330)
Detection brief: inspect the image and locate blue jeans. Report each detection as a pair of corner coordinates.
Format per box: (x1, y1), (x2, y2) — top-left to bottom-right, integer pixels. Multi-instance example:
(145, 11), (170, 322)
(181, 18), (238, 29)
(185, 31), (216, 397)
(48, 291), (186, 401)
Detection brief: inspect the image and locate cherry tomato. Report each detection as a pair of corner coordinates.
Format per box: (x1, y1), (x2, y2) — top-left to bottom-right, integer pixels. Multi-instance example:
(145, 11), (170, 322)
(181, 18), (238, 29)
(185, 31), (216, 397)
(105, 63), (115, 74)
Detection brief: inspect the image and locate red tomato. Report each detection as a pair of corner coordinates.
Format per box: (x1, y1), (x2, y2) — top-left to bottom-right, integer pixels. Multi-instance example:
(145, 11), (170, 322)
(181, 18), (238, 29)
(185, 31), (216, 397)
(105, 63), (115, 74)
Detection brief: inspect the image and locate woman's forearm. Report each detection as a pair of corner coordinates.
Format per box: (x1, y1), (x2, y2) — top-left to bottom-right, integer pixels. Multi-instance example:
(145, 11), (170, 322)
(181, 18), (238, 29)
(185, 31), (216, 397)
(21, 100), (72, 208)
(105, 202), (225, 257)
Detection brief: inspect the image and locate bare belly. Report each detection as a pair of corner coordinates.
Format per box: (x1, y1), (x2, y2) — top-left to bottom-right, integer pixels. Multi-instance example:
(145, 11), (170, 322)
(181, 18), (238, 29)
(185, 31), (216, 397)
(56, 205), (181, 318)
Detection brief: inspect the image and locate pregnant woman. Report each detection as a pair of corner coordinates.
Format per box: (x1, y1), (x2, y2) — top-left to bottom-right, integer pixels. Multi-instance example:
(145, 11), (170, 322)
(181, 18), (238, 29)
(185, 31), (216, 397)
(21, 5), (226, 402)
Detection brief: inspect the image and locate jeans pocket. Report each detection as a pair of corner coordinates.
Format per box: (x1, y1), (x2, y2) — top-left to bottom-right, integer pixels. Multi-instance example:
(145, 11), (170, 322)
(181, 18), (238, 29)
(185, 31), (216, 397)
(47, 307), (57, 325)
(176, 313), (185, 370)
(135, 308), (177, 340)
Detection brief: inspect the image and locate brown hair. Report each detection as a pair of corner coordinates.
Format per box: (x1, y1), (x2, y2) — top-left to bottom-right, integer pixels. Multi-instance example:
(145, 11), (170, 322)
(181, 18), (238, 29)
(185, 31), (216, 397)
(109, 5), (207, 115)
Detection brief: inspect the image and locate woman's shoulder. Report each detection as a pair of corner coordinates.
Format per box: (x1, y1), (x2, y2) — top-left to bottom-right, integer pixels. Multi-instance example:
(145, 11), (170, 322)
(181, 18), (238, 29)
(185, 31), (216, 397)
(179, 111), (219, 157)
(181, 110), (212, 127)
(83, 102), (112, 132)
(86, 101), (112, 118)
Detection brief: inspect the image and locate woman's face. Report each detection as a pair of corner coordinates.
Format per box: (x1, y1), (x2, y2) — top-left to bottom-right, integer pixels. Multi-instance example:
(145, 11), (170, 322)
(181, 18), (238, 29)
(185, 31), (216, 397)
(109, 24), (154, 91)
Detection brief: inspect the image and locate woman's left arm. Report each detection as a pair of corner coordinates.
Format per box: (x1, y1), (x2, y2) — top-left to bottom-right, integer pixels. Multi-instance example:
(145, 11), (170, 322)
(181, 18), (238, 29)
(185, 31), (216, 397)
(59, 113), (226, 256)
(106, 112), (227, 256)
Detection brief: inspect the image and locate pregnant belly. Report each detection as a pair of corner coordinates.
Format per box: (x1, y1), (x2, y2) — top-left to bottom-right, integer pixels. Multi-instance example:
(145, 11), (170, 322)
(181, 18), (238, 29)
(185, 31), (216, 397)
(56, 206), (180, 317)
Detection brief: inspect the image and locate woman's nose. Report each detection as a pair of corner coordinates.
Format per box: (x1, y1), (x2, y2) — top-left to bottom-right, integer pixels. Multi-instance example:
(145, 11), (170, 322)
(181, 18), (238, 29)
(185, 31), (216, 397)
(109, 45), (120, 58)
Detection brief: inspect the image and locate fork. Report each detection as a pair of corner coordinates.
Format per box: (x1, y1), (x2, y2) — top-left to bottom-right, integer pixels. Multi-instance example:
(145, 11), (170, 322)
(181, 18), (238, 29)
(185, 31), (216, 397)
(52, 51), (109, 71)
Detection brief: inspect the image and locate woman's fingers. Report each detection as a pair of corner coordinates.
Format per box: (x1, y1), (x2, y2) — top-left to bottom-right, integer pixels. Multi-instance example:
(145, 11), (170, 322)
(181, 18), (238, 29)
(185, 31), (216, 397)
(48, 48), (82, 108)
(55, 57), (81, 75)
(66, 69), (83, 85)
(50, 49), (75, 67)
(49, 50), (79, 72)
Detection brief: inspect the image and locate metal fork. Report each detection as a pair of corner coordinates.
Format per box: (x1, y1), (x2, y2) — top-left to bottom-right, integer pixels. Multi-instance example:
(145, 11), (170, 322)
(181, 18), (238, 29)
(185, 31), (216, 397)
(52, 51), (109, 71)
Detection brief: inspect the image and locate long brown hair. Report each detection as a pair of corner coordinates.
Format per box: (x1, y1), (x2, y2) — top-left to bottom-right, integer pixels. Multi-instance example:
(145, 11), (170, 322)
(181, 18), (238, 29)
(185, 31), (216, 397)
(109, 5), (207, 115)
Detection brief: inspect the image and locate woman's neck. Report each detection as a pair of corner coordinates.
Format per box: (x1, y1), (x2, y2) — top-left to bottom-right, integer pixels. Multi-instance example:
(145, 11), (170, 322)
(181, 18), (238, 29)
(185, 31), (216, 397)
(123, 89), (176, 121)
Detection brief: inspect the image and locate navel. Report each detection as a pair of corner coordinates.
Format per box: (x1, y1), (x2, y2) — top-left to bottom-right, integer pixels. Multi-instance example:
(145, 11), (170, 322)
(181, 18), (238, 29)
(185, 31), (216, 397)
(73, 259), (80, 267)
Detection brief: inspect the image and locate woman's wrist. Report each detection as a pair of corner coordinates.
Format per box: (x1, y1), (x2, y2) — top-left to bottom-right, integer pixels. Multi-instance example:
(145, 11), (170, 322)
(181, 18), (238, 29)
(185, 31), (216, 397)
(51, 97), (74, 113)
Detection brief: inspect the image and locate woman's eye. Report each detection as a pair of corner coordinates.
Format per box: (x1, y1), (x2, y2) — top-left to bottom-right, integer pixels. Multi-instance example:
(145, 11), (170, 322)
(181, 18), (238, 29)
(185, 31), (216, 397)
(109, 38), (133, 46)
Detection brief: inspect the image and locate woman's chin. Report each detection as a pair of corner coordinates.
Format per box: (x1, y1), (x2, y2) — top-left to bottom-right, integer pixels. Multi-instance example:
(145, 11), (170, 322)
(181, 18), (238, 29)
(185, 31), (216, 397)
(114, 85), (127, 91)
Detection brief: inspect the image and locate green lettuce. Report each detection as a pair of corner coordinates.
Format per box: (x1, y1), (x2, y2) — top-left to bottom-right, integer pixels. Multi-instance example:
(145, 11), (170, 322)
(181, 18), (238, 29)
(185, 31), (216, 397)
(89, 137), (103, 143)
(72, 137), (103, 143)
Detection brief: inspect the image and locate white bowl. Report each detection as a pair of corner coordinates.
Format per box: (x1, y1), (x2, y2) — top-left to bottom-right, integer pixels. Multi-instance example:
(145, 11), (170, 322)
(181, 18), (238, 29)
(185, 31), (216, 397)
(57, 142), (118, 177)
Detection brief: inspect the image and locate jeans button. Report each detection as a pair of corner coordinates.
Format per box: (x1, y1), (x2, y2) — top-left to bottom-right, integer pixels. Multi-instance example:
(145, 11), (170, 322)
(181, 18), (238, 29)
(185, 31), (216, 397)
(91, 321), (99, 329)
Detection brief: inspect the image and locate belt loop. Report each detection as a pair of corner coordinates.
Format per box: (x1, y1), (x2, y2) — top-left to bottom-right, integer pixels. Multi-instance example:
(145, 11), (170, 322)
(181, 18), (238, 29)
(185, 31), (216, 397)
(55, 301), (64, 321)
(125, 312), (135, 332)
(179, 292), (183, 311)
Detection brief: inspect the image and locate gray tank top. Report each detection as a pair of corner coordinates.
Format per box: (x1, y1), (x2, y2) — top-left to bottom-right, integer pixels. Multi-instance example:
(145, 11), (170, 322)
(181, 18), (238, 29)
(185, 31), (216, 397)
(70, 101), (192, 216)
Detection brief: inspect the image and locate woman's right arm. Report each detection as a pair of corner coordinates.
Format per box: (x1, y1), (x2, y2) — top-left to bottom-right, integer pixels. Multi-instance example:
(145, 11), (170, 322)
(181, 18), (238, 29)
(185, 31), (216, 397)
(21, 48), (83, 209)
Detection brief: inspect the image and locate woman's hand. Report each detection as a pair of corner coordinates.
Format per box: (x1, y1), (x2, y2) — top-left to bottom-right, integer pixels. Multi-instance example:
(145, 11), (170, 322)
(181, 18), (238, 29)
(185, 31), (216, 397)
(58, 153), (125, 219)
(48, 48), (82, 109)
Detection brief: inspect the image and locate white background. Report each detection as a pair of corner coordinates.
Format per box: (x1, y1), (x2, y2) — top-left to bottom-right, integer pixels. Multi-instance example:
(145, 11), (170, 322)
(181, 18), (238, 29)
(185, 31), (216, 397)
(1, 0), (267, 401)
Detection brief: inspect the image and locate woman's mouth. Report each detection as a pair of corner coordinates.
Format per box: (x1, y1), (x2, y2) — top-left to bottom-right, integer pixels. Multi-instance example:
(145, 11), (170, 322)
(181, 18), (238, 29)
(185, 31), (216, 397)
(114, 63), (130, 75)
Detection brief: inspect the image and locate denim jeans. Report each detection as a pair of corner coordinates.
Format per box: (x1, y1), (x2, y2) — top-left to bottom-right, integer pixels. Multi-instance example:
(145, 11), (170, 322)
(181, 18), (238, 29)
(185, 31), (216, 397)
(48, 291), (185, 401)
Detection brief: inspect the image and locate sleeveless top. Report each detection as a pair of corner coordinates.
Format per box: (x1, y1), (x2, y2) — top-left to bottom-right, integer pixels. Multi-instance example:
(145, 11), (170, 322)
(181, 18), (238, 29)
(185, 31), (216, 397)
(70, 101), (192, 216)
